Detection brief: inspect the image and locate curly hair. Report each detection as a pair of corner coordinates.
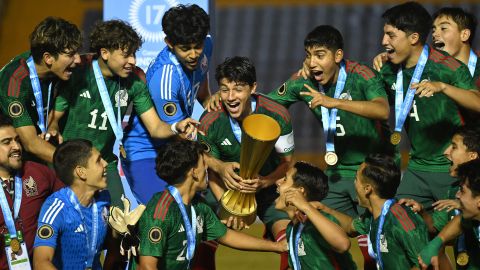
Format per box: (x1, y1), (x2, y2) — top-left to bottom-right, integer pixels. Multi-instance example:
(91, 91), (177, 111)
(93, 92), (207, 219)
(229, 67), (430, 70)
(162, 4), (209, 45)
(89, 19), (143, 56)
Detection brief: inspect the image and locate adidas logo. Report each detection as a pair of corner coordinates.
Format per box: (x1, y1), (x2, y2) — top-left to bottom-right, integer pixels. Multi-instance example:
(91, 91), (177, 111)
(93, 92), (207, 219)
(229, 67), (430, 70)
(80, 91), (91, 99)
(178, 224), (185, 233)
(220, 138), (232, 146)
(74, 224), (85, 233)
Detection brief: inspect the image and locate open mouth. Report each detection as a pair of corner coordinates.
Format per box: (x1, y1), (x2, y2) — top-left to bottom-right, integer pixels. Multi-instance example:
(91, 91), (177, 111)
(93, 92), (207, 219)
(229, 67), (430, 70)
(311, 70), (324, 81)
(226, 102), (240, 113)
(9, 151), (21, 159)
(433, 41), (445, 51)
(385, 48), (395, 55)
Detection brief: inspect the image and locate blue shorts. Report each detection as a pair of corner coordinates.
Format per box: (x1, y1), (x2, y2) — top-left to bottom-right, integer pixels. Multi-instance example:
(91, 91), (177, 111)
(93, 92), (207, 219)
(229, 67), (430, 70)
(121, 158), (167, 204)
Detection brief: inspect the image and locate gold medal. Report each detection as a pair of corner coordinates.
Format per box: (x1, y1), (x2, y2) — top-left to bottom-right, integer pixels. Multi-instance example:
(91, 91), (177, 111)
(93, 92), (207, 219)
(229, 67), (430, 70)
(325, 152), (338, 166)
(390, 132), (401, 145)
(119, 145), (127, 159)
(10, 238), (20, 254)
(457, 252), (469, 266)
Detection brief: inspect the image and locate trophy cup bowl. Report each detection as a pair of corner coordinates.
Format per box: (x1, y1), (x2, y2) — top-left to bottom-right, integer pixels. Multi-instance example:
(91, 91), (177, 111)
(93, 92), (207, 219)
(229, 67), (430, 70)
(218, 114), (281, 226)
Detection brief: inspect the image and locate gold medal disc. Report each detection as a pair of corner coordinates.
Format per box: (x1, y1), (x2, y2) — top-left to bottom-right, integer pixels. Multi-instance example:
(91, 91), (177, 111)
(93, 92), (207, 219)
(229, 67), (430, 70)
(390, 132), (401, 145)
(10, 238), (20, 254)
(325, 152), (338, 166)
(119, 145), (127, 159)
(457, 252), (469, 266)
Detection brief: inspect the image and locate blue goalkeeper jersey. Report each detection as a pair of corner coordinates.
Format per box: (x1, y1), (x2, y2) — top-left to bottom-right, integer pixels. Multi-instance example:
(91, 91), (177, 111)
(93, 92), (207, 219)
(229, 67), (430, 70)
(34, 188), (110, 270)
(123, 36), (212, 161)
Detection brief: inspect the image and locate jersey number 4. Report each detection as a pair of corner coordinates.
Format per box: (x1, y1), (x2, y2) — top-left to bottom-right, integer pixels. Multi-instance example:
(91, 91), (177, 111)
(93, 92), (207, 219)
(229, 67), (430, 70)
(88, 109), (108, 130)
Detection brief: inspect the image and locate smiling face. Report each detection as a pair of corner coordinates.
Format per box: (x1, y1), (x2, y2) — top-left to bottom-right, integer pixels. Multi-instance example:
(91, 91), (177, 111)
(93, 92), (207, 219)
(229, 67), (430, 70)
(432, 15), (466, 57)
(219, 78), (256, 121)
(168, 41), (205, 71)
(382, 24), (416, 65)
(275, 166), (297, 211)
(444, 134), (478, 177)
(457, 181), (480, 220)
(82, 148), (108, 190)
(0, 126), (22, 178)
(305, 45), (342, 86)
(100, 48), (136, 78)
(46, 49), (81, 81)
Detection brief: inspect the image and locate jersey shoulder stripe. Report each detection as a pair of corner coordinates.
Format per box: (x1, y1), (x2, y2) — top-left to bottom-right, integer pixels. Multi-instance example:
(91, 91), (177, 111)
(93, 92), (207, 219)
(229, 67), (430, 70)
(346, 60), (375, 80)
(257, 95), (291, 123)
(199, 110), (224, 134)
(8, 61), (29, 97)
(154, 192), (174, 221)
(160, 64), (174, 100)
(429, 49), (461, 71)
(134, 66), (147, 83)
(390, 203), (415, 232)
(41, 198), (65, 224)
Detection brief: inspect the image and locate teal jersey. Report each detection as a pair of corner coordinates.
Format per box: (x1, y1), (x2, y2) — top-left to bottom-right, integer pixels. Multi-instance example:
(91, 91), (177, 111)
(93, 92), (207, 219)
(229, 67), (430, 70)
(198, 94), (294, 205)
(55, 55), (153, 163)
(133, 191), (227, 270)
(459, 218), (480, 270)
(287, 211), (356, 269)
(379, 46), (475, 172)
(353, 203), (429, 269)
(268, 60), (392, 178)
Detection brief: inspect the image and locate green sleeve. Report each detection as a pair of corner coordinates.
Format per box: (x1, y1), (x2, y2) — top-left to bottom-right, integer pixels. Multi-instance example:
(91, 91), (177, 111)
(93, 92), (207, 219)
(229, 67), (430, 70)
(132, 80), (154, 116)
(432, 210), (450, 232)
(54, 87), (70, 112)
(198, 113), (221, 159)
(199, 203), (227, 241)
(267, 76), (314, 108)
(394, 223), (429, 267)
(138, 210), (169, 257)
(352, 213), (371, 235)
(362, 72), (388, 101)
(1, 85), (34, 128)
(452, 65), (475, 90)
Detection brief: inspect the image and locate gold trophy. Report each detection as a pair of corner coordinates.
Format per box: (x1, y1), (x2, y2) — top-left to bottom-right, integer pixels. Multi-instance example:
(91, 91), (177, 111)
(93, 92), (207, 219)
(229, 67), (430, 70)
(218, 114), (281, 226)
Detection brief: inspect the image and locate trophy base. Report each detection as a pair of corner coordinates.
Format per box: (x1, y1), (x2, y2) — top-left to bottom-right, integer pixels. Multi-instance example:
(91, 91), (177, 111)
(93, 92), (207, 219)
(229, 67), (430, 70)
(218, 201), (257, 226)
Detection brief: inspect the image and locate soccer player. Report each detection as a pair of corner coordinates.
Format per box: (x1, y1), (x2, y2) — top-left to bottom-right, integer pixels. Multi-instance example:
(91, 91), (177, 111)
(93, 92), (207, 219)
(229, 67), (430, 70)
(133, 139), (287, 270)
(33, 139), (110, 270)
(318, 154), (429, 269)
(198, 56), (294, 269)
(122, 4), (217, 204)
(0, 17), (81, 163)
(275, 161), (356, 269)
(48, 20), (197, 208)
(419, 159), (480, 270)
(0, 115), (63, 269)
(378, 2), (480, 212)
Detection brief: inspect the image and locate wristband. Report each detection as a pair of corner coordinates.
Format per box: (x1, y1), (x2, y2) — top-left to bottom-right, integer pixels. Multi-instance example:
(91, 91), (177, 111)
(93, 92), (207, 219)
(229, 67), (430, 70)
(419, 236), (443, 267)
(171, 122), (179, 135)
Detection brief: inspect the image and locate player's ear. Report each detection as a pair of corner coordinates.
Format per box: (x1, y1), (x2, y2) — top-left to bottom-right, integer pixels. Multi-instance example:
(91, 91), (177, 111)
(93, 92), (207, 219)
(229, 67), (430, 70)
(469, 151), (478, 161)
(460, 29), (471, 43)
(165, 38), (174, 50)
(100, 48), (110, 62)
(408, 32), (420, 46)
(334, 49), (344, 64)
(250, 82), (257, 94)
(43, 52), (55, 66)
(364, 183), (373, 197)
(74, 166), (87, 181)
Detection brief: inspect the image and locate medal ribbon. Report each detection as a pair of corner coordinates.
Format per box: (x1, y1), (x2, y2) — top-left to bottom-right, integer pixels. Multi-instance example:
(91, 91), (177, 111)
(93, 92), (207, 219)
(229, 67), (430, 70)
(288, 222), (305, 270)
(0, 175), (22, 239)
(92, 60), (123, 151)
(319, 61), (346, 153)
(229, 98), (257, 143)
(393, 45), (429, 133)
(168, 53), (198, 116)
(167, 186), (197, 266)
(367, 199), (395, 270)
(67, 188), (98, 268)
(468, 49), (477, 77)
(26, 57), (52, 133)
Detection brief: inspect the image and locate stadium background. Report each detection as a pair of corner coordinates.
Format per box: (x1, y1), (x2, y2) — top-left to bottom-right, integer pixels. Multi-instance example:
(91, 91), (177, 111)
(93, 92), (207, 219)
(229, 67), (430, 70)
(1, 0), (478, 268)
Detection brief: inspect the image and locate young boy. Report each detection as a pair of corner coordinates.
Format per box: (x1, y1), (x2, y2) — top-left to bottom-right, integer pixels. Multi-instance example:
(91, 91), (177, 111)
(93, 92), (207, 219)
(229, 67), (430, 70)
(275, 161), (356, 269)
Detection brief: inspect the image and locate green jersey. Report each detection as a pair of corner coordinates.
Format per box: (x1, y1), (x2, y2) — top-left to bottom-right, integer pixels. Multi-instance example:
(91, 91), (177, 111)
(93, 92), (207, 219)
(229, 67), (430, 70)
(353, 203), (429, 269)
(287, 211), (356, 269)
(459, 218), (480, 270)
(379, 47), (475, 172)
(432, 183), (459, 232)
(198, 94), (294, 205)
(133, 191), (227, 270)
(268, 60), (391, 178)
(55, 55), (153, 163)
(0, 51), (54, 130)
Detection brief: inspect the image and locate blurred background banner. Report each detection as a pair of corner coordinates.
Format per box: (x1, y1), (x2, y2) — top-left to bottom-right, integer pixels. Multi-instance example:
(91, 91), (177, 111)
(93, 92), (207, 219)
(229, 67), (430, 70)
(103, 0), (210, 71)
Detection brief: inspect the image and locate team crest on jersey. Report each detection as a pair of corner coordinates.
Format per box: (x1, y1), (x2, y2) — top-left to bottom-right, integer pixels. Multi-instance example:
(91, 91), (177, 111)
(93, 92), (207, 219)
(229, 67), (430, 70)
(339, 92), (352, 100)
(148, 227), (162, 243)
(298, 238), (306, 256)
(8, 102), (23, 118)
(163, 102), (177, 117)
(115, 89), (128, 107)
(200, 55), (208, 73)
(380, 234), (389, 252)
(23, 176), (38, 197)
(277, 83), (287, 96)
(196, 216), (204, 234)
(200, 141), (211, 153)
(37, 224), (54, 239)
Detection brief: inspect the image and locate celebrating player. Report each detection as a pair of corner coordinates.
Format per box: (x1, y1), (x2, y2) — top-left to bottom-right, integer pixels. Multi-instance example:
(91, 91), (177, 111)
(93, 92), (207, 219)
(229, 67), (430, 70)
(275, 161), (356, 269)
(0, 17), (81, 163)
(132, 140), (287, 270)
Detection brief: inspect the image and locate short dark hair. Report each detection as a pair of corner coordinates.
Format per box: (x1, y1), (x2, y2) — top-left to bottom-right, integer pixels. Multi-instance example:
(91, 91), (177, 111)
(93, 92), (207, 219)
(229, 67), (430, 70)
(53, 139), (93, 186)
(304, 25), (344, 52)
(215, 56), (256, 86)
(455, 125), (480, 155)
(362, 154), (400, 199)
(30, 17), (82, 64)
(156, 140), (205, 185)
(89, 20), (143, 56)
(0, 114), (13, 129)
(292, 162), (329, 201)
(162, 4), (209, 45)
(457, 159), (480, 197)
(382, 2), (432, 45)
(433, 7), (477, 45)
